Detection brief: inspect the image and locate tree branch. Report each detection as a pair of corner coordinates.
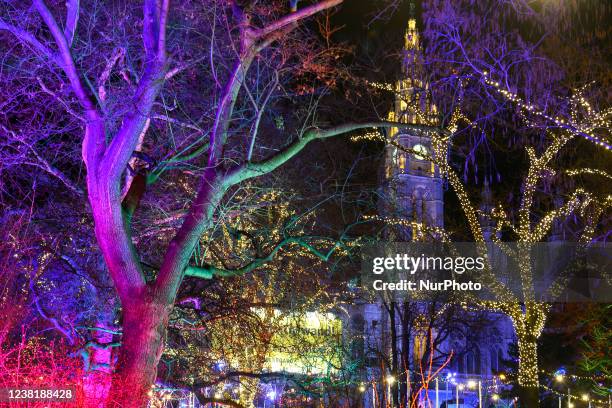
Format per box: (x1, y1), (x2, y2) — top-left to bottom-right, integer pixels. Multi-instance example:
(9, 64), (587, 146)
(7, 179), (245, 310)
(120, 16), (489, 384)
(185, 235), (346, 279)
(255, 0), (343, 39)
(64, 0), (79, 47)
(34, 0), (96, 113)
(229, 122), (441, 184)
(0, 19), (59, 64)
(98, 0), (169, 185)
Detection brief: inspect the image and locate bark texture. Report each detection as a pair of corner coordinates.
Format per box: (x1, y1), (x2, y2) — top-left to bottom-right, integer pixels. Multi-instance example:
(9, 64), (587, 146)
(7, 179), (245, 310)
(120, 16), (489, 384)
(109, 296), (171, 407)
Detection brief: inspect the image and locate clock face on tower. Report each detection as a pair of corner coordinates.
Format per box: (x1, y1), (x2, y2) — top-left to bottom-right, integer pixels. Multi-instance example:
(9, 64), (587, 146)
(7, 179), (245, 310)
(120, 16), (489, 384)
(412, 143), (428, 160)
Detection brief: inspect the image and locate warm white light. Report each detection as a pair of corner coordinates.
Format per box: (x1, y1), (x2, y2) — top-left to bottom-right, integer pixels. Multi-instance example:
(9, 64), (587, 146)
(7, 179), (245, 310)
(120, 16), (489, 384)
(555, 374), (564, 382)
(492, 394), (500, 401)
(581, 395), (589, 401)
(467, 380), (477, 389)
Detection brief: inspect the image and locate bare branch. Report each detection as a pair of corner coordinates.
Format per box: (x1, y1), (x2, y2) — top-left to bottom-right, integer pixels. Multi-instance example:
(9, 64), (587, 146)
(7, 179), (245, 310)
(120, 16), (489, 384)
(98, 47), (125, 102)
(185, 235), (346, 279)
(230, 122), (442, 184)
(64, 0), (79, 47)
(255, 0), (343, 39)
(33, 0), (96, 113)
(0, 19), (59, 64)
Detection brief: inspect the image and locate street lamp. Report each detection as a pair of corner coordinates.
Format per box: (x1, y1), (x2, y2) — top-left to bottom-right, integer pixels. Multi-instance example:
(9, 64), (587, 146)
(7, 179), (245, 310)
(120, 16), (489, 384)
(386, 376), (396, 408)
(264, 390), (276, 408)
(582, 394), (591, 408)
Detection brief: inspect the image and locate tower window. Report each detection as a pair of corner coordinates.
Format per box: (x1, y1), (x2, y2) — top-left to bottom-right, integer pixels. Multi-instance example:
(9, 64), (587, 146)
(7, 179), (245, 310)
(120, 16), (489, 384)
(398, 154), (406, 171)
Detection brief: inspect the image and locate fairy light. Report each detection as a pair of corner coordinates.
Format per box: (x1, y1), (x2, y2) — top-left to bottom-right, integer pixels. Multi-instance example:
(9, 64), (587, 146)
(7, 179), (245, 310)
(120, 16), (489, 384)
(566, 168), (612, 180)
(480, 72), (612, 150)
(541, 385), (609, 405)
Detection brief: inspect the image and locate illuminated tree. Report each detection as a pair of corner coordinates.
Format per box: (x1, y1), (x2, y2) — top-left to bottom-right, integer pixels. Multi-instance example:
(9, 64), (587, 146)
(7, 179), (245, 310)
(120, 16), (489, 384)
(359, 81), (610, 407)
(162, 189), (348, 406)
(379, 2), (610, 405)
(1, 2), (436, 404)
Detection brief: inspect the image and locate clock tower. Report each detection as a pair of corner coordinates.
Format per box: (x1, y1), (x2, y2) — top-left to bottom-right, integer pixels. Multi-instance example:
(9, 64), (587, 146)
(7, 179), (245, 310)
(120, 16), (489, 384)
(381, 18), (444, 239)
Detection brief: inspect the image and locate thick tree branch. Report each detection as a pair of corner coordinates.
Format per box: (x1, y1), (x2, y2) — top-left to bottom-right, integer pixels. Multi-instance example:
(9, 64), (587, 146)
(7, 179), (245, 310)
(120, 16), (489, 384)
(0, 19), (59, 64)
(255, 0), (343, 39)
(230, 122), (441, 184)
(81, 0), (172, 302)
(98, 0), (169, 185)
(34, 0), (96, 113)
(154, 0), (351, 305)
(185, 235), (346, 279)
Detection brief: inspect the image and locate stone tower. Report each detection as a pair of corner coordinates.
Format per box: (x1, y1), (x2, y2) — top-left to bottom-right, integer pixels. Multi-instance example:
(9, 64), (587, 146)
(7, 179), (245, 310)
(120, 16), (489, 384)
(381, 17), (444, 237)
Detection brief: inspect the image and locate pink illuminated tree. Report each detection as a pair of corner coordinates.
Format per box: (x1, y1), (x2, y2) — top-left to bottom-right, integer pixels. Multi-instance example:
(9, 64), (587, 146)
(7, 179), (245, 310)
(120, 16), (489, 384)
(0, 1), (433, 405)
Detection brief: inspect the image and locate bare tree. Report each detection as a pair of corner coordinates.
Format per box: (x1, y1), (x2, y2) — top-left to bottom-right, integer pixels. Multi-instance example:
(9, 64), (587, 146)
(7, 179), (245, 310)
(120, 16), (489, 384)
(0, 1), (433, 405)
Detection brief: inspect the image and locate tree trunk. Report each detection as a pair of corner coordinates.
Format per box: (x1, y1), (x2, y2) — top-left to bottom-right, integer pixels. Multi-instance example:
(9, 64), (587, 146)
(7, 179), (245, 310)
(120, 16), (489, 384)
(517, 335), (540, 408)
(389, 302), (399, 408)
(108, 298), (171, 408)
(83, 322), (114, 407)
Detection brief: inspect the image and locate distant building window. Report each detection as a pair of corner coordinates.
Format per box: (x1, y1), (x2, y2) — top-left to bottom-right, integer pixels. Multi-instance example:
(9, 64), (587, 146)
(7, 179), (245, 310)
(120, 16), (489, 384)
(466, 350), (482, 374)
(398, 154), (406, 171)
(490, 348), (498, 372)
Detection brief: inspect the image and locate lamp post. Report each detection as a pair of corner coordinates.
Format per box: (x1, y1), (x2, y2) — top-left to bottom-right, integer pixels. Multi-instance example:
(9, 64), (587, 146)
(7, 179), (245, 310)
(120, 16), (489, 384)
(582, 394), (591, 408)
(457, 384), (464, 408)
(387, 375), (395, 408)
(407, 370), (411, 406)
(435, 377), (439, 408)
(456, 383), (459, 408)
(372, 384), (375, 408)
